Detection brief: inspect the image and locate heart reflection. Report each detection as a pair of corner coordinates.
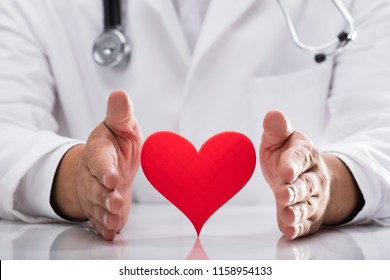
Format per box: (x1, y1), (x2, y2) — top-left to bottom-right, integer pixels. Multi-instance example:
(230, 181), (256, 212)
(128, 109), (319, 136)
(185, 238), (210, 260)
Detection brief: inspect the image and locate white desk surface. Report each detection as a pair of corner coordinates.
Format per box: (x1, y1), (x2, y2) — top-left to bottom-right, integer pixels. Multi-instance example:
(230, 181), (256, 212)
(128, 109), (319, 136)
(1, 203), (390, 260)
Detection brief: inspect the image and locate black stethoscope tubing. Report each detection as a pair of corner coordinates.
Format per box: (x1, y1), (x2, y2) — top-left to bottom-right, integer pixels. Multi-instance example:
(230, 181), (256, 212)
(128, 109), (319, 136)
(104, 0), (121, 28)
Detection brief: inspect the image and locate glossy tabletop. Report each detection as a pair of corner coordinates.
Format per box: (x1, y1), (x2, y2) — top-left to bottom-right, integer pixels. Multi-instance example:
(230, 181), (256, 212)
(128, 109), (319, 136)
(1, 203), (390, 260)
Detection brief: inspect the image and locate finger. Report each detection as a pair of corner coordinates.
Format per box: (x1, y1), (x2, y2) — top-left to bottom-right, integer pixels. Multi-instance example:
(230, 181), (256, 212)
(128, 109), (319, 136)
(105, 190), (124, 215)
(103, 90), (142, 170)
(89, 216), (117, 241)
(275, 171), (321, 206)
(91, 204), (121, 230)
(279, 139), (320, 183)
(84, 176), (123, 214)
(262, 110), (294, 149)
(105, 90), (139, 138)
(281, 197), (319, 226)
(280, 219), (320, 240)
(87, 145), (119, 190)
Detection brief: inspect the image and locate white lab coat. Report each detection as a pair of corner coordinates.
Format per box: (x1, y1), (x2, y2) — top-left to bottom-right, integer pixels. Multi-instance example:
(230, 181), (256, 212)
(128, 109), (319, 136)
(1, 0), (390, 224)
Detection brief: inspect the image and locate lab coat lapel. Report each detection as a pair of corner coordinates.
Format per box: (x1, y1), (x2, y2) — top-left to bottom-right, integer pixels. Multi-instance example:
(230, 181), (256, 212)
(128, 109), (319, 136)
(192, 0), (258, 65)
(142, 0), (258, 67)
(142, 0), (191, 65)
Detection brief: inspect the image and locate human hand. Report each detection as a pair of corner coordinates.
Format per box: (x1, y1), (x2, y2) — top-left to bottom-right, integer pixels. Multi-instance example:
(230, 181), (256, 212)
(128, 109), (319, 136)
(51, 90), (142, 241)
(259, 110), (330, 239)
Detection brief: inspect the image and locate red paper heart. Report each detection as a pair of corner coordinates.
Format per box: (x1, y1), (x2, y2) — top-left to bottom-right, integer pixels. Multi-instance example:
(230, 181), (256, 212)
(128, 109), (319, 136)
(141, 131), (256, 235)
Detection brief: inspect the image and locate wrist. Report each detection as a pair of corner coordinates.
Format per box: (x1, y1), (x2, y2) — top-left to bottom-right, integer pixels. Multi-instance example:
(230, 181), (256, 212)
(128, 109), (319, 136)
(322, 153), (365, 225)
(51, 144), (86, 221)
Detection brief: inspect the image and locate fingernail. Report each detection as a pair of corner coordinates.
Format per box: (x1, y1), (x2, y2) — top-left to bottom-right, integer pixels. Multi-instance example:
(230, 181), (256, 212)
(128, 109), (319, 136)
(288, 186), (296, 204)
(290, 206), (301, 224)
(105, 197), (111, 212)
(102, 174), (111, 189)
(103, 213), (108, 226)
(286, 118), (294, 133)
(103, 172), (116, 189)
(291, 164), (298, 180)
(292, 224), (301, 239)
(102, 174), (107, 185)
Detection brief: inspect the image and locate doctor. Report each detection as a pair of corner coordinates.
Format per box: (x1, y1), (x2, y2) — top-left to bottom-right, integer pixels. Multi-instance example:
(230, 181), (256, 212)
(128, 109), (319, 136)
(1, 0), (390, 241)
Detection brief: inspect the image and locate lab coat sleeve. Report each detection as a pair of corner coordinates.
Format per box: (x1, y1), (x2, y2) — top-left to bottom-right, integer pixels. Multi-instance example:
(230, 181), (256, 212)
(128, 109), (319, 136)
(323, 0), (390, 224)
(0, 1), (82, 222)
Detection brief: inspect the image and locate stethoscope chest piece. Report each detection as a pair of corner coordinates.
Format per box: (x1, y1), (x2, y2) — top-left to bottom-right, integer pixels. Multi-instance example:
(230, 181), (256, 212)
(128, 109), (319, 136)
(93, 28), (130, 67)
(93, 0), (130, 67)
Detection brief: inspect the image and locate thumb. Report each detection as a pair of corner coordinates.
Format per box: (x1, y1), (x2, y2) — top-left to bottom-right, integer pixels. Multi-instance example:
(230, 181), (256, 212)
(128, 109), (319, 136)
(262, 110), (294, 149)
(105, 90), (136, 137)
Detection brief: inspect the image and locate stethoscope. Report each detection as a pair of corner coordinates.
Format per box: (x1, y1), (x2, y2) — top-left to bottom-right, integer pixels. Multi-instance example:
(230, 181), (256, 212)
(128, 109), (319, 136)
(92, 0), (130, 67)
(92, 0), (357, 67)
(276, 0), (357, 63)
